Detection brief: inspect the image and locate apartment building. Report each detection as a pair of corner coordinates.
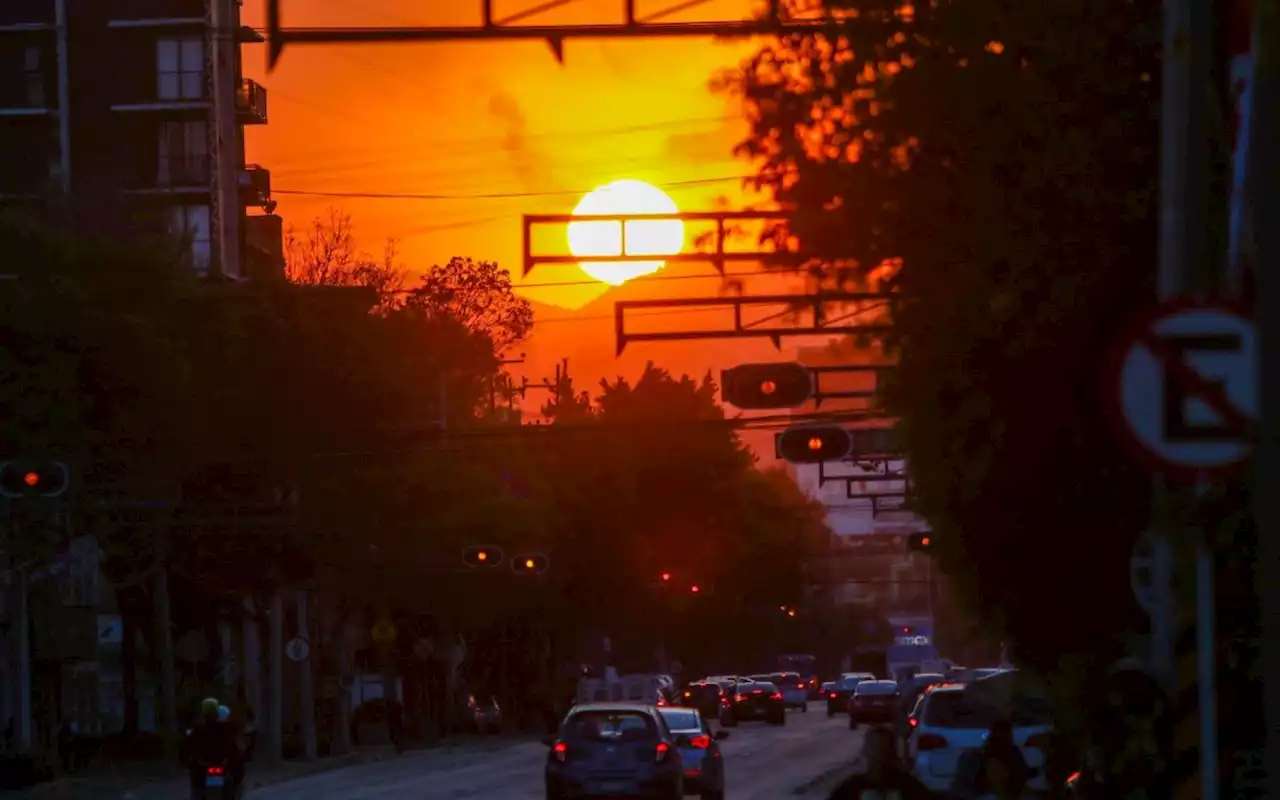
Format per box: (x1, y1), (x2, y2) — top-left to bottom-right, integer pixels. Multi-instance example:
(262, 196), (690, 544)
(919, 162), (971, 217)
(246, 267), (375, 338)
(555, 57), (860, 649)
(0, 0), (282, 280)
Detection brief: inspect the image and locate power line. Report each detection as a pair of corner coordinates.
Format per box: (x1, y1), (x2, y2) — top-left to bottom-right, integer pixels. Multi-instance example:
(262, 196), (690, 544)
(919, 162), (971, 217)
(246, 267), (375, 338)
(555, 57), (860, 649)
(274, 174), (752, 201)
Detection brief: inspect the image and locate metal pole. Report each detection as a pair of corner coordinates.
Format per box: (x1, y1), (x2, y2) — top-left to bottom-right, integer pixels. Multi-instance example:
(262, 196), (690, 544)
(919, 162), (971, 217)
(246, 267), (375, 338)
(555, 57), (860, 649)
(1249, 1), (1280, 795)
(268, 590), (283, 764)
(296, 589), (316, 760)
(16, 567), (31, 748)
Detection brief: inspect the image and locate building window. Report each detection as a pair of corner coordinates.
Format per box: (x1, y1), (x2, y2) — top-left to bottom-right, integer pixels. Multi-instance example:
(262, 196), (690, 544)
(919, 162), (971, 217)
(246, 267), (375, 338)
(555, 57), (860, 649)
(156, 37), (204, 101)
(158, 121), (208, 186)
(171, 205), (212, 272)
(23, 46), (44, 108)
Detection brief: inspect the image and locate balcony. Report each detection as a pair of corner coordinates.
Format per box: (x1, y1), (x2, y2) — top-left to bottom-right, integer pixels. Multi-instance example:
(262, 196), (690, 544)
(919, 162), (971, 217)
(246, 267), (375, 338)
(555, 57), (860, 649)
(235, 79), (268, 125)
(239, 164), (271, 207)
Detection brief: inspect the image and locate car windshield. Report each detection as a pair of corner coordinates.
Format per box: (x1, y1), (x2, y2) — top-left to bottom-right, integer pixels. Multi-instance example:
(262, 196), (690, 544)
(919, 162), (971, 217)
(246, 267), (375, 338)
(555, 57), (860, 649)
(564, 710), (657, 742)
(855, 681), (898, 695)
(658, 709), (701, 731)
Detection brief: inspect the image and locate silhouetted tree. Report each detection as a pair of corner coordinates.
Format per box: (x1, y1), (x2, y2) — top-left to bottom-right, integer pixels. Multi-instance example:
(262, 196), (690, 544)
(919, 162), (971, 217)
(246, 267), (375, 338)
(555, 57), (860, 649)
(285, 207), (405, 309)
(407, 257), (533, 353)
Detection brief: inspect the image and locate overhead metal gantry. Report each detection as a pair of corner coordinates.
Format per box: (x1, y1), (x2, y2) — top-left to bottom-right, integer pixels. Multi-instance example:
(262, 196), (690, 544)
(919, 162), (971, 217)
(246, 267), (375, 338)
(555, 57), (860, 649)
(264, 0), (840, 69)
(522, 210), (800, 277)
(614, 292), (893, 354)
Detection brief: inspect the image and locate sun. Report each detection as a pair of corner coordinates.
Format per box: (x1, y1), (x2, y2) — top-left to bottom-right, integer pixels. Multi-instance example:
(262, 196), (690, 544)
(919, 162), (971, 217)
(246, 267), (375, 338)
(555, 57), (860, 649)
(567, 179), (684, 286)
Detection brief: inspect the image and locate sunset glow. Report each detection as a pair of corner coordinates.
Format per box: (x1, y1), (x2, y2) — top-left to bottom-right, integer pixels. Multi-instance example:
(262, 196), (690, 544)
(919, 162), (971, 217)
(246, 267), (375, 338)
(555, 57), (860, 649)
(567, 179), (685, 285)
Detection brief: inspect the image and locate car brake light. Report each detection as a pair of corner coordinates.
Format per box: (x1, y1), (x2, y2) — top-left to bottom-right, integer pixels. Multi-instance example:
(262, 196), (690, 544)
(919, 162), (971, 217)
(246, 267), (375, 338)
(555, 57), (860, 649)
(690, 735), (711, 749)
(1025, 733), (1051, 749)
(752, 689), (763, 694)
(829, 692), (838, 698)
(796, 683), (805, 690)
(206, 766), (224, 775)
(552, 741), (568, 763)
(917, 733), (948, 751)
(770, 692), (782, 700)
(655, 741), (671, 763)
(734, 694), (746, 702)
(908, 717), (919, 728)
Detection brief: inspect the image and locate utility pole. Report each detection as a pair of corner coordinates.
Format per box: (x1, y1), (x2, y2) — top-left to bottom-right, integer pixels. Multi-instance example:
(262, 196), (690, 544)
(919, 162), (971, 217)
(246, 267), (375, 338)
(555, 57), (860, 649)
(1157, 2), (1218, 800)
(296, 588), (317, 760)
(1249, 1), (1280, 795)
(267, 590), (284, 764)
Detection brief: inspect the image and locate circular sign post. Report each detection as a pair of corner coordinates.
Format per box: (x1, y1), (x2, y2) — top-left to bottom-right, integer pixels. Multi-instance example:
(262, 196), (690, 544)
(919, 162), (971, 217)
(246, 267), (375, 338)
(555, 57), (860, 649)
(1102, 301), (1258, 480)
(285, 636), (310, 663)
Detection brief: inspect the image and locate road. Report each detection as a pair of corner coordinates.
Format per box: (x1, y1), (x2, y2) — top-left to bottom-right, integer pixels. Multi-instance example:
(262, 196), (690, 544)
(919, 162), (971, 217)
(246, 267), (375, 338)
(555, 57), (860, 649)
(247, 704), (860, 799)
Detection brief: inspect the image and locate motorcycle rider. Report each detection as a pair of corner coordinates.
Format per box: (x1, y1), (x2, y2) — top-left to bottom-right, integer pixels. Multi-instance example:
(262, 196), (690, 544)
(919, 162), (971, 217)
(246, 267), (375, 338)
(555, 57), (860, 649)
(182, 697), (245, 798)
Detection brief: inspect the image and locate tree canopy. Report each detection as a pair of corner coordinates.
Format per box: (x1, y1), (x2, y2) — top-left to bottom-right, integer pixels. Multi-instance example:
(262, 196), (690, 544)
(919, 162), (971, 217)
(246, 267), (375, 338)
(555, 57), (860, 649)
(720, 0), (1161, 672)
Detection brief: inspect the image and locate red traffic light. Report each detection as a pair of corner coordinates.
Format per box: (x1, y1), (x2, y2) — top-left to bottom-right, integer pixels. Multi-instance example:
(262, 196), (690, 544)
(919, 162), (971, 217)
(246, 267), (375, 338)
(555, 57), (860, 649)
(660, 572), (672, 582)
(721, 363), (814, 409)
(462, 544), (504, 568)
(0, 461), (69, 498)
(690, 584), (700, 593)
(776, 426), (853, 463)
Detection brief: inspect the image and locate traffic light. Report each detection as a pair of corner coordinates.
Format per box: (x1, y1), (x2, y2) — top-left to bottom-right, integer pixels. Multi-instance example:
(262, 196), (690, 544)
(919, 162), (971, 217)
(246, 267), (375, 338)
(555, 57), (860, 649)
(461, 544), (504, 568)
(689, 584), (701, 594)
(0, 460), (69, 498)
(776, 425), (853, 463)
(660, 572), (672, 582)
(511, 553), (550, 575)
(720, 362), (814, 409)
(906, 532), (933, 553)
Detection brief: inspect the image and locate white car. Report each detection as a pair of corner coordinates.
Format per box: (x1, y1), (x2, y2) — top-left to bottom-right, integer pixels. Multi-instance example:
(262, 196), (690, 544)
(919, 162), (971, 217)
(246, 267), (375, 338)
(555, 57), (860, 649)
(907, 683), (1052, 794)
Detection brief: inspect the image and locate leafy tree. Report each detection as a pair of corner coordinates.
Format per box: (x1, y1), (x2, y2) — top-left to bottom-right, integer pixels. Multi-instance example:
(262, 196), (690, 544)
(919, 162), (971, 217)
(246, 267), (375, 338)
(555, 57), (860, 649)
(406, 257), (533, 354)
(719, 0), (1160, 673)
(285, 207), (406, 308)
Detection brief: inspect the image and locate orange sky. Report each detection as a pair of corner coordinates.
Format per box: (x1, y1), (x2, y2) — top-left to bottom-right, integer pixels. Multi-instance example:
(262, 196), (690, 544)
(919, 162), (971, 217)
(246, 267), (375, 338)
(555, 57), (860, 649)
(241, 0), (843, 418)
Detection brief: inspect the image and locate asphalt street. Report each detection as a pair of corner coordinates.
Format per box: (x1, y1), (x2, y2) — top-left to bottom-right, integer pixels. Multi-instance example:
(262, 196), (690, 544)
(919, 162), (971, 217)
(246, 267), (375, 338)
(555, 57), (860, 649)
(247, 703), (861, 800)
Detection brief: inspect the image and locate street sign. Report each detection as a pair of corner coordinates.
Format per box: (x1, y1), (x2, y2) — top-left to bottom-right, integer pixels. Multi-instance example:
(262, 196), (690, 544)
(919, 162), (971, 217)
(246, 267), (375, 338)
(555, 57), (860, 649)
(285, 636), (310, 663)
(371, 620), (397, 644)
(1104, 301), (1257, 479)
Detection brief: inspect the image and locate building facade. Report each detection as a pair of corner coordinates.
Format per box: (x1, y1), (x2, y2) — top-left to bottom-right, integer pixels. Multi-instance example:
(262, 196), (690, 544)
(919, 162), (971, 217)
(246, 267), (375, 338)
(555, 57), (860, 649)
(0, 0), (282, 279)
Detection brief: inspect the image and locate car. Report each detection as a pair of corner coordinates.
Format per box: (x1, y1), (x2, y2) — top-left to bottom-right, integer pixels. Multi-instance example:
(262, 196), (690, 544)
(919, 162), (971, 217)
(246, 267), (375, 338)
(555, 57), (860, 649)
(906, 683), (1053, 794)
(826, 673), (875, 716)
(748, 673), (807, 712)
(726, 681), (785, 726)
(847, 679), (899, 729)
(545, 703), (685, 799)
(657, 706), (729, 800)
(896, 673), (948, 744)
(677, 682), (732, 725)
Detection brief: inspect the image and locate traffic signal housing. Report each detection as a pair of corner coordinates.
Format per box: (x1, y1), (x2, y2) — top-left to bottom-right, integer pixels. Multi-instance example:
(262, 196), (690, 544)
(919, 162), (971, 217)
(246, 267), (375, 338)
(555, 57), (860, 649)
(461, 544), (504, 568)
(0, 460), (69, 498)
(721, 362), (814, 409)
(776, 425), (853, 463)
(511, 553), (549, 575)
(906, 532), (934, 553)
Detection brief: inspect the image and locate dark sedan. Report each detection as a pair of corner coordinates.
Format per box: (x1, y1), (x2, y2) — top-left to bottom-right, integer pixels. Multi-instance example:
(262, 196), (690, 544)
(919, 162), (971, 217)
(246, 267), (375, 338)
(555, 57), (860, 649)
(545, 703), (684, 799)
(847, 680), (900, 729)
(726, 681), (785, 726)
(677, 682), (731, 725)
(826, 673), (875, 716)
(657, 707), (729, 799)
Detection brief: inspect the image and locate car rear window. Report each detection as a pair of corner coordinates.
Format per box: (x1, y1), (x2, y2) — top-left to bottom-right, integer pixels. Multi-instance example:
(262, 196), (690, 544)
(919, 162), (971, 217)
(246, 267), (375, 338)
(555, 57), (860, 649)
(837, 676), (863, 689)
(564, 710), (658, 742)
(658, 709), (701, 731)
(855, 681), (898, 695)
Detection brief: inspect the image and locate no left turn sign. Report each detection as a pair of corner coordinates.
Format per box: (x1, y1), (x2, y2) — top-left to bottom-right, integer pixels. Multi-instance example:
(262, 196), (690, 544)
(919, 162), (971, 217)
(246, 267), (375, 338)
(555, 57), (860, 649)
(1103, 300), (1257, 479)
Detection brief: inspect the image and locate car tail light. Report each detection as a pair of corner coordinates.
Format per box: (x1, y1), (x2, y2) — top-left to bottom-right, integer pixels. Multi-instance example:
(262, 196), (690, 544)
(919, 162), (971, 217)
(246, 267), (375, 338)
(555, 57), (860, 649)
(917, 733), (948, 751)
(1025, 733), (1050, 749)
(690, 735), (711, 749)
(734, 694), (746, 702)
(770, 691), (782, 700)
(655, 742), (671, 763)
(752, 689), (763, 694)
(657, 698), (667, 707)
(908, 717), (918, 728)
(552, 741), (568, 763)
(206, 766), (225, 776)
(829, 692), (838, 699)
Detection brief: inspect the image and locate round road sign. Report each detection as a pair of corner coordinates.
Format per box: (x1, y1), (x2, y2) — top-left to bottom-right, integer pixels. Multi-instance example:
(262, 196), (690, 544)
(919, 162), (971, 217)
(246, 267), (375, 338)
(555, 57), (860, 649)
(285, 636), (310, 663)
(371, 620), (397, 644)
(1102, 300), (1257, 480)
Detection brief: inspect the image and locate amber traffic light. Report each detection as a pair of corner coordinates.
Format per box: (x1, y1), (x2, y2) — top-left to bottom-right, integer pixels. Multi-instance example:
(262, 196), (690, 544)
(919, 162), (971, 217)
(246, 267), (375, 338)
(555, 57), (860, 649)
(461, 544), (504, 568)
(511, 553), (550, 575)
(0, 460), (69, 498)
(776, 426), (853, 463)
(721, 362), (814, 409)
(906, 532), (934, 553)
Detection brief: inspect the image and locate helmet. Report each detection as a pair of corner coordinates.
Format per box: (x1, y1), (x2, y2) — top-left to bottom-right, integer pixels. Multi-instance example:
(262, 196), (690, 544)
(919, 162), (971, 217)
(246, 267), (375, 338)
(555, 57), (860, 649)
(200, 697), (220, 718)
(217, 705), (231, 722)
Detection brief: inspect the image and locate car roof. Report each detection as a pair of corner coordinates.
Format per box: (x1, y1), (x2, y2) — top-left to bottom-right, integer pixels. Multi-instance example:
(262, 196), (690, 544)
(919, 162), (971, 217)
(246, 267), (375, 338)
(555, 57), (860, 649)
(925, 683), (966, 695)
(855, 680), (898, 692)
(569, 703), (660, 715)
